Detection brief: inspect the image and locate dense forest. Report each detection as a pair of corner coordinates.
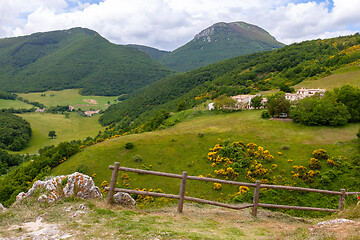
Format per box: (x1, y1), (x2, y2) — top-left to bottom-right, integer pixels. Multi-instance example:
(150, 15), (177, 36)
(0, 90), (16, 100)
(100, 34), (360, 129)
(0, 149), (25, 175)
(0, 113), (32, 151)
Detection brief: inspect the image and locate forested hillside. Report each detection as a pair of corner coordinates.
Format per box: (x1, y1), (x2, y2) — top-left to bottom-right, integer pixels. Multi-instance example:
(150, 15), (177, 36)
(0, 28), (173, 96)
(100, 34), (360, 127)
(127, 44), (170, 61)
(0, 113), (32, 151)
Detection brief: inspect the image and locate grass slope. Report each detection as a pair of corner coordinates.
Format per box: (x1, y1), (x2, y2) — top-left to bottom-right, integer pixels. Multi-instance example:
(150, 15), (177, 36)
(0, 200), (316, 239)
(53, 110), (360, 201)
(14, 112), (105, 154)
(295, 66), (360, 89)
(18, 89), (119, 111)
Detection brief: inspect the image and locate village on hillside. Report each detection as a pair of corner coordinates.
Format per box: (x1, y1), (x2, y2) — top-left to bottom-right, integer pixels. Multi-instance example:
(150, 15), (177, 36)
(229, 87), (326, 110)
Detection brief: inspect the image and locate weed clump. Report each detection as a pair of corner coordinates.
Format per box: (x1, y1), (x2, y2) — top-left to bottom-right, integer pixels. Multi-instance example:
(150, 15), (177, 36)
(125, 142), (134, 149)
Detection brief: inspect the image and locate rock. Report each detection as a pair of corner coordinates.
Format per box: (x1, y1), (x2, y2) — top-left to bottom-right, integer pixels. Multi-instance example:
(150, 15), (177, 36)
(0, 203), (6, 212)
(63, 206), (74, 212)
(317, 218), (355, 226)
(71, 210), (86, 218)
(113, 192), (136, 206)
(78, 203), (88, 210)
(16, 172), (102, 203)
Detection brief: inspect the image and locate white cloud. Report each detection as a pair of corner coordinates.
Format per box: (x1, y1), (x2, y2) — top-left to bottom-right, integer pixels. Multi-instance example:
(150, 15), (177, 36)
(0, 0), (359, 50)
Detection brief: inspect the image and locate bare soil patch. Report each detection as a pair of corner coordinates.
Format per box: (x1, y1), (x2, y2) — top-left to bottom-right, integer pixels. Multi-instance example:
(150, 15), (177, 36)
(83, 99), (97, 105)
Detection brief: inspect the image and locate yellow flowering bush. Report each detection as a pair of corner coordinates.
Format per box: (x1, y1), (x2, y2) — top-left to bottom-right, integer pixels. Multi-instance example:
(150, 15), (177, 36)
(292, 165), (320, 182)
(121, 173), (131, 188)
(213, 183), (222, 190)
(100, 180), (109, 193)
(207, 140), (276, 183)
(308, 158), (321, 169)
(133, 188), (164, 204)
(238, 186), (249, 194)
(312, 149), (328, 160)
(214, 167), (239, 180)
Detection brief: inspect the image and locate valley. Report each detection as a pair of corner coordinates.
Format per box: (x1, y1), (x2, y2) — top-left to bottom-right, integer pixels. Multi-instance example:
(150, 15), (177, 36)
(17, 89), (119, 111)
(1, 24), (360, 240)
(15, 112), (105, 154)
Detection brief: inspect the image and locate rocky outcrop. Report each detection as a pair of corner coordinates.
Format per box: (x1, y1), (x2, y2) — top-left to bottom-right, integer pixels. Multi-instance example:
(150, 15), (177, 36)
(113, 192), (136, 206)
(16, 172), (102, 203)
(0, 203), (6, 212)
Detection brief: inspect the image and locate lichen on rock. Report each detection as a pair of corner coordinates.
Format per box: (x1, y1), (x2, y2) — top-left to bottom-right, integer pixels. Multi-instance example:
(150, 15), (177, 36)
(113, 192), (136, 206)
(16, 172), (102, 203)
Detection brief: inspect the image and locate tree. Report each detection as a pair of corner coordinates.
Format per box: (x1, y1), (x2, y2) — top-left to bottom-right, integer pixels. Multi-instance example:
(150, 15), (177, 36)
(213, 95), (238, 111)
(266, 92), (291, 117)
(48, 131), (57, 139)
(176, 100), (186, 112)
(279, 83), (295, 93)
(290, 94), (350, 126)
(250, 95), (263, 109)
(333, 85), (360, 122)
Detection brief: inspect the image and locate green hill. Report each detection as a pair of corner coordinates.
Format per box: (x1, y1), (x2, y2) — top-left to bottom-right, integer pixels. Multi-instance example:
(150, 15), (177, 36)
(100, 34), (360, 126)
(0, 28), (173, 96)
(127, 44), (170, 61)
(158, 22), (285, 72)
(52, 109), (360, 216)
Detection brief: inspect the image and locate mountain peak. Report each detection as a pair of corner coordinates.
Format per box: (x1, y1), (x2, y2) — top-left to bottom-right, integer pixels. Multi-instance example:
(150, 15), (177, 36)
(160, 21), (285, 72)
(193, 21), (279, 43)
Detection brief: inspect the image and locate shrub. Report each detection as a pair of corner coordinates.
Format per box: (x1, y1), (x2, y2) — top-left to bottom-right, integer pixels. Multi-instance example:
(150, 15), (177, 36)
(213, 183), (222, 190)
(132, 155), (142, 162)
(125, 142), (134, 149)
(308, 158), (321, 169)
(261, 110), (270, 119)
(280, 145), (290, 150)
(312, 149), (328, 160)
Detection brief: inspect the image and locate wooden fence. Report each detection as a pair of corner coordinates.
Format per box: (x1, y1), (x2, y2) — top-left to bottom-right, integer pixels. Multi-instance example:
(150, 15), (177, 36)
(105, 162), (360, 217)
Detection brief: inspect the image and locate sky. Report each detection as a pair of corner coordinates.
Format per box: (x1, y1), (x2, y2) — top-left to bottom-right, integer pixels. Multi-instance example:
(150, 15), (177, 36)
(0, 0), (359, 51)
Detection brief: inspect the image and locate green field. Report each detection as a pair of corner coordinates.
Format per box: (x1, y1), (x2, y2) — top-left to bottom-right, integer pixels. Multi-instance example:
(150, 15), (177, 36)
(295, 66), (360, 90)
(18, 89), (119, 111)
(0, 99), (33, 109)
(258, 66), (360, 96)
(14, 112), (105, 154)
(53, 110), (360, 201)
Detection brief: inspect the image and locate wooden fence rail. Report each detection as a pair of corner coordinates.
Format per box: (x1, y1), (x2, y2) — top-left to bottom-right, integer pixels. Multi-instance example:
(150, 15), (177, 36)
(106, 162), (360, 217)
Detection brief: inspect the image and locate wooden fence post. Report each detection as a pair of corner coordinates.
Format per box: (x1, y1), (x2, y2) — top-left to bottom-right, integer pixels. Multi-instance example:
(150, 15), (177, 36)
(338, 189), (346, 211)
(177, 171), (188, 213)
(107, 162), (120, 204)
(252, 180), (261, 217)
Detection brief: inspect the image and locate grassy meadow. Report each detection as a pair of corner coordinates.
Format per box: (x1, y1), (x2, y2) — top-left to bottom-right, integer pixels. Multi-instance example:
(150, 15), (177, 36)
(0, 99), (33, 109)
(18, 89), (119, 111)
(52, 109), (360, 202)
(14, 112), (105, 154)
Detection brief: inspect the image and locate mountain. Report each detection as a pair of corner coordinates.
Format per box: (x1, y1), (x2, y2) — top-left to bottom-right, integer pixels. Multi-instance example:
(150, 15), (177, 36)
(158, 21), (285, 72)
(99, 33), (360, 126)
(127, 44), (170, 61)
(0, 28), (173, 96)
